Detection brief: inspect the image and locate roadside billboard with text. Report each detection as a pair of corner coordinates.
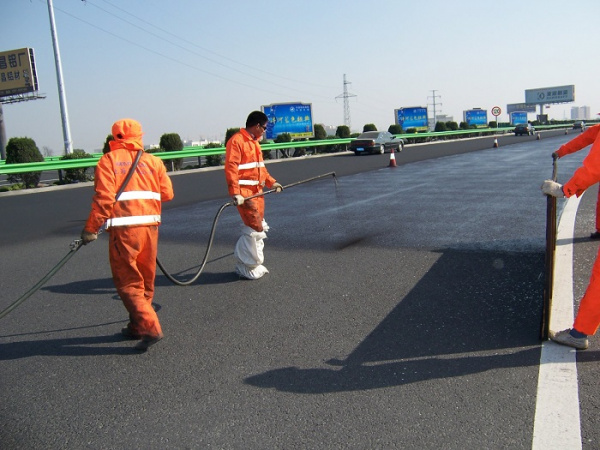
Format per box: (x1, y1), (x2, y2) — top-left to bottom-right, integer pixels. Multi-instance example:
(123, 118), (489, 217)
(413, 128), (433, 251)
(464, 109), (488, 128)
(395, 107), (428, 132)
(261, 102), (314, 140)
(525, 85), (575, 104)
(507, 103), (537, 114)
(0, 48), (38, 98)
(510, 112), (528, 125)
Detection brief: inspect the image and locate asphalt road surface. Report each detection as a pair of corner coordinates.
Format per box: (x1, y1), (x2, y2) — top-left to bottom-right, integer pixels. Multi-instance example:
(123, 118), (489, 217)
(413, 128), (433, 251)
(1, 130), (597, 449)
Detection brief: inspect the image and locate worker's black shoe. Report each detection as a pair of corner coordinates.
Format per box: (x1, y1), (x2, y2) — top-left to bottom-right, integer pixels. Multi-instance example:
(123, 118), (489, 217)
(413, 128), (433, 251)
(121, 326), (140, 340)
(591, 232), (600, 240)
(134, 334), (163, 352)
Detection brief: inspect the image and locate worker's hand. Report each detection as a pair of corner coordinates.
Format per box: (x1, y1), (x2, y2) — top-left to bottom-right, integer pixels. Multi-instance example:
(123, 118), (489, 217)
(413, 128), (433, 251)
(80, 229), (98, 245)
(552, 152), (559, 160)
(232, 195), (245, 206)
(541, 180), (564, 198)
(272, 182), (283, 193)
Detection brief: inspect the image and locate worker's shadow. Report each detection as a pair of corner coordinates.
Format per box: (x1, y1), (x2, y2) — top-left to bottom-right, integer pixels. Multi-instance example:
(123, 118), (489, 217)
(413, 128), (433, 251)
(42, 268), (240, 296)
(245, 249), (547, 393)
(0, 333), (138, 359)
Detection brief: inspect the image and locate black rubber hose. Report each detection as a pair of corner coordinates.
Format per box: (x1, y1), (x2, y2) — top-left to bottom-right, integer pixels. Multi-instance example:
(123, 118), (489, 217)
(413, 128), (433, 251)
(155, 201), (232, 286)
(155, 171), (337, 286)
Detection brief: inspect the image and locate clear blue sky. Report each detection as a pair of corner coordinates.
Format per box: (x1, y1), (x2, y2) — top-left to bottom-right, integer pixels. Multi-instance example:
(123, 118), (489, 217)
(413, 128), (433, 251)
(3, 0), (599, 154)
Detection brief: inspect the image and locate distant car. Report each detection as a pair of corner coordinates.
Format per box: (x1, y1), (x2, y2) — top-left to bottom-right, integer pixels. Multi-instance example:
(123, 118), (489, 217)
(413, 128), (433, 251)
(350, 131), (405, 155)
(573, 121), (586, 131)
(514, 123), (535, 136)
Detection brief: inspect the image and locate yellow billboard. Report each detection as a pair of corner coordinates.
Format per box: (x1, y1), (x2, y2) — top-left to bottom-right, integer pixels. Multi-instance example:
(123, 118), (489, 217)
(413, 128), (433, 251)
(0, 48), (39, 98)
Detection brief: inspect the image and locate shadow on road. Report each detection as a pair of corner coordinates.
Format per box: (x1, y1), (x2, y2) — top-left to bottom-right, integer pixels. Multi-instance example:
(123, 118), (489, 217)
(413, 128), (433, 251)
(245, 248), (545, 393)
(0, 333), (138, 359)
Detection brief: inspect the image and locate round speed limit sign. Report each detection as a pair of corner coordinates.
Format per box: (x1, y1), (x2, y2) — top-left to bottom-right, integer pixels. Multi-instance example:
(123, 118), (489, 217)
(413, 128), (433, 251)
(491, 106), (501, 117)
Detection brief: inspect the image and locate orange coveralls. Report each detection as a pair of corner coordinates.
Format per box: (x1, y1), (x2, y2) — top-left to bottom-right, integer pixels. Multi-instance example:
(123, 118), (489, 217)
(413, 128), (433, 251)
(556, 125), (600, 233)
(224, 128), (277, 232)
(84, 119), (174, 339)
(561, 125), (600, 334)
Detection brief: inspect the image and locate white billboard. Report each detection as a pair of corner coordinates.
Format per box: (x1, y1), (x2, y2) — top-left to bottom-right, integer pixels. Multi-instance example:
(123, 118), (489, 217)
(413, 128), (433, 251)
(525, 85), (574, 104)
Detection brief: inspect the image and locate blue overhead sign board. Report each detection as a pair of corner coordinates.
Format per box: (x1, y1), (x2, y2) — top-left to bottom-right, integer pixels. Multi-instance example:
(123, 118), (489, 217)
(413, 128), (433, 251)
(395, 107), (428, 131)
(510, 112), (528, 125)
(261, 102), (314, 140)
(464, 109), (488, 127)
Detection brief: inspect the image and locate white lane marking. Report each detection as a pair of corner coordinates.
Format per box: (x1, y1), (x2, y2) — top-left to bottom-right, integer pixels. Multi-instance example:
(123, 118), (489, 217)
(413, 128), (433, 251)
(532, 194), (583, 450)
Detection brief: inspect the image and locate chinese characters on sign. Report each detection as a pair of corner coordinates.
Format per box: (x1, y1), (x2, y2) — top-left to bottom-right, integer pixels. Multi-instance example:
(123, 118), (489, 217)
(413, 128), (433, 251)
(538, 90), (569, 102)
(0, 48), (38, 98)
(525, 85), (575, 105)
(262, 102), (314, 140)
(464, 109), (488, 127)
(395, 107), (428, 132)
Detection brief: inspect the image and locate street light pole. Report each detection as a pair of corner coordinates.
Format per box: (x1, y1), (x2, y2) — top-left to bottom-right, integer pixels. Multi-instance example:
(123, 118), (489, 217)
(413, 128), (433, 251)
(47, 0), (73, 154)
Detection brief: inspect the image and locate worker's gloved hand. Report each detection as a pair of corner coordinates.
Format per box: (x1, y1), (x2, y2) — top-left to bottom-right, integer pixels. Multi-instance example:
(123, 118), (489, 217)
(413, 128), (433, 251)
(80, 229), (98, 245)
(272, 182), (283, 193)
(541, 180), (564, 198)
(232, 195), (245, 206)
(552, 152), (559, 159)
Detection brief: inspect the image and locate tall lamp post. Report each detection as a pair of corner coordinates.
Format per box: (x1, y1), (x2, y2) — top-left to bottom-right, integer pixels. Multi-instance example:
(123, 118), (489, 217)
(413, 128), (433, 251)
(47, 0), (73, 154)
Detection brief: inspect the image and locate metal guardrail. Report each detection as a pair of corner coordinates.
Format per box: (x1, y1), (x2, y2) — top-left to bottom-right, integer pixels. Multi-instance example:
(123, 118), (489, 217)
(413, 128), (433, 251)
(0, 124), (590, 175)
(0, 138), (351, 175)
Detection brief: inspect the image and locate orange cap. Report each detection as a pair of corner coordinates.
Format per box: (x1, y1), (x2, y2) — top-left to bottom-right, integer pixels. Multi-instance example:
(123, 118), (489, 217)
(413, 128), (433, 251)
(109, 118), (144, 151)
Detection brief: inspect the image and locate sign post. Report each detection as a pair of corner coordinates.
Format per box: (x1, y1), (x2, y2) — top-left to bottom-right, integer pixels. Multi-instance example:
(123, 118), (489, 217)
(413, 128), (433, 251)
(491, 106), (501, 128)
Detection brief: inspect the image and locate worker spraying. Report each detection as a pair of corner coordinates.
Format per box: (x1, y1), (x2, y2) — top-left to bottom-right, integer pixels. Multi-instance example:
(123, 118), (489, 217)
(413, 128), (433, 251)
(80, 119), (174, 352)
(225, 111), (283, 280)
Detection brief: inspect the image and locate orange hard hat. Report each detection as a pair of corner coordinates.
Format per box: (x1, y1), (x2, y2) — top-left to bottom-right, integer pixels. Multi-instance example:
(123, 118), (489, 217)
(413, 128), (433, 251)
(109, 118), (144, 151)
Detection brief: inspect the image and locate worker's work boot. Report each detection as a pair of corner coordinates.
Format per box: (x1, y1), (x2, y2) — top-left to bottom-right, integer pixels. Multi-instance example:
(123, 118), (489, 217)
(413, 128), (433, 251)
(134, 334), (163, 352)
(121, 325), (140, 340)
(549, 329), (588, 350)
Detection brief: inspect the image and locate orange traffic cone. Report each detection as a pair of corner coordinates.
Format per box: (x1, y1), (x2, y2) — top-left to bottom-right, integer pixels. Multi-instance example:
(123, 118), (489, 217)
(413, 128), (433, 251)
(389, 150), (397, 167)
(493, 138), (499, 148)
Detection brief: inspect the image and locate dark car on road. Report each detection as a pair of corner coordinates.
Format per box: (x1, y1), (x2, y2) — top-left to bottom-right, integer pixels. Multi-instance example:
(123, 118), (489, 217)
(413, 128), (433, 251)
(350, 131), (405, 155)
(514, 123), (535, 136)
(573, 121), (586, 131)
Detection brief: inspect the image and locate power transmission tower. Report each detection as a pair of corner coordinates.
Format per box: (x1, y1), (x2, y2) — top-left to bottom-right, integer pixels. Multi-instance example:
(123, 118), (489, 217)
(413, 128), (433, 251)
(336, 74), (356, 130)
(428, 90), (442, 130)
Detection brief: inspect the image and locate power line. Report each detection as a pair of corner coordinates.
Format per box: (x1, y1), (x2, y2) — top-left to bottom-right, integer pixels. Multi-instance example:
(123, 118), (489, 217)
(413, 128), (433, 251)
(95, 0), (335, 90)
(73, 0), (335, 101)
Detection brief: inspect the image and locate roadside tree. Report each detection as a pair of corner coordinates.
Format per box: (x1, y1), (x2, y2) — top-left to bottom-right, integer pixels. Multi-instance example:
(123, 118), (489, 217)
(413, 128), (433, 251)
(204, 142), (223, 167)
(60, 149), (93, 183)
(363, 123), (377, 132)
(160, 133), (183, 171)
(336, 125), (350, 138)
(388, 124), (403, 134)
(6, 137), (44, 188)
(102, 134), (114, 154)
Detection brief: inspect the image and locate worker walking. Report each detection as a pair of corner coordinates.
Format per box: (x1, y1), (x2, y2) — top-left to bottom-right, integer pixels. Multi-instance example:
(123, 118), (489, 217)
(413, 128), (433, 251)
(225, 111), (283, 279)
(81, 119), (174, 352)
(542, 124), (600, 349)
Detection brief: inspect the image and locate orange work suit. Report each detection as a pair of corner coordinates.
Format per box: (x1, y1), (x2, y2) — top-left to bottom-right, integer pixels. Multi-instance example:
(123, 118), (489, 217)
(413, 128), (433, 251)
(224, 128), (277, 232)
(556, 125), (600, 233)
(84, 129), (174, 339)
(560, 125), (600, 334)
